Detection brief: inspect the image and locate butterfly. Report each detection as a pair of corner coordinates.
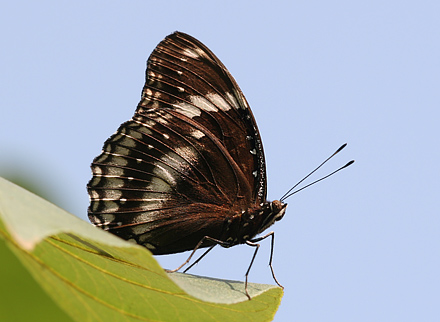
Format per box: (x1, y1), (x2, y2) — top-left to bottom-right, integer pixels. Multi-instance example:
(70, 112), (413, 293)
(87, 31), (289, 298)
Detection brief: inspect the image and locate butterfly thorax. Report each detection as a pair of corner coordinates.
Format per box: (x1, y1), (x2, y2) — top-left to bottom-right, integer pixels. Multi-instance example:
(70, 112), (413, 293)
(222, 200), (287, 246)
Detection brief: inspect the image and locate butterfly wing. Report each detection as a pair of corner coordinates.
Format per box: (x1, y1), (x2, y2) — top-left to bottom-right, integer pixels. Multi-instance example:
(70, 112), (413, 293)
(87, 32), (267, 254)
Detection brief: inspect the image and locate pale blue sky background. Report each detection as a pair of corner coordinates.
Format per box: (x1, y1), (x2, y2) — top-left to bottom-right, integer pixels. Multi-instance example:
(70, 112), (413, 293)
(1, 1), (439, 321)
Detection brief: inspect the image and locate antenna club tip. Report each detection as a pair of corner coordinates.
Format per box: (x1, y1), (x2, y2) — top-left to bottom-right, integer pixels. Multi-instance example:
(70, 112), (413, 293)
(335, 143), (348, 154)
(345, 160), (355, 167)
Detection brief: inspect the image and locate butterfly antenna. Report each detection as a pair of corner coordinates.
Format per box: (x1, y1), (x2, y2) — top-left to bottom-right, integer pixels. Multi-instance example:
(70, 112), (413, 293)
(280, 143), (353, 202)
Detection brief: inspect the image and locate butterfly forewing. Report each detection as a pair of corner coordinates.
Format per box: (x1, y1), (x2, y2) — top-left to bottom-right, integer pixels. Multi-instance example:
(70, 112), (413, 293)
(140, 33), (267, 201)
(88, 32), (269, 254)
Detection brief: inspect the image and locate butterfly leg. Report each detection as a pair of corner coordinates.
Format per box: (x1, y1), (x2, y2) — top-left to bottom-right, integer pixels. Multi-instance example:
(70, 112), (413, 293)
(243, 239), (263, 300)
(249, 231), (283, 289)
(166, 236), (230, 273)
(183, 245), (216, 273)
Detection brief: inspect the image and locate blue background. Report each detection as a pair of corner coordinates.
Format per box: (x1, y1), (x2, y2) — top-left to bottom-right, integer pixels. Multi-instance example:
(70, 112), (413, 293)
(1, 1), (439, 321)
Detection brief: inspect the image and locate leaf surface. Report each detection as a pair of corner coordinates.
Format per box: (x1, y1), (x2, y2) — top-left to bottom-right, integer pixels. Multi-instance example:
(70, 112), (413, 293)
(0, 177), (282, 321)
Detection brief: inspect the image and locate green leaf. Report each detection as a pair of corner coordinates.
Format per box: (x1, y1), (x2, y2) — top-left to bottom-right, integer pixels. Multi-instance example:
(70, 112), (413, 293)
(0, 177), (283, 321)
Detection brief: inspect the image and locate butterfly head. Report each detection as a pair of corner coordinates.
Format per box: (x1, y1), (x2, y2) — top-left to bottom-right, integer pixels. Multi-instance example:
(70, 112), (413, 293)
(255, 200), (287, 235)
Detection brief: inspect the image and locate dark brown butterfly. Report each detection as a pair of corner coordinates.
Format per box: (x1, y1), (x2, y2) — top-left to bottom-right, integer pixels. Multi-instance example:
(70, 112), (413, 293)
(87, 31), (289, 298)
